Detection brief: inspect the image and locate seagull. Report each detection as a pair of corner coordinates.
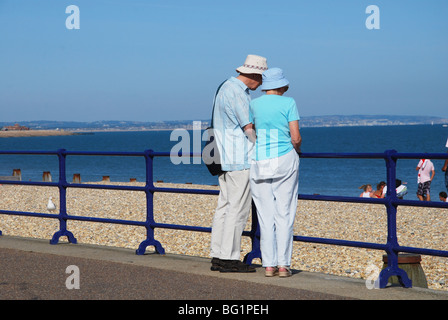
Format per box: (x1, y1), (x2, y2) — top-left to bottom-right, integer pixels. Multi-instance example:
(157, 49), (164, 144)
(47, 196), (56, 212)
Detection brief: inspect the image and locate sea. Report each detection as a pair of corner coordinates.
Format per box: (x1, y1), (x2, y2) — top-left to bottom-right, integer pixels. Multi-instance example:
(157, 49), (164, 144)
(0, 125), (447, 198)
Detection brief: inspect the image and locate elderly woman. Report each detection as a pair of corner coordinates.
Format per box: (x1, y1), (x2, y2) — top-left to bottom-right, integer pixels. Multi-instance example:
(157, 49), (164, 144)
(248, 68), (301, 277)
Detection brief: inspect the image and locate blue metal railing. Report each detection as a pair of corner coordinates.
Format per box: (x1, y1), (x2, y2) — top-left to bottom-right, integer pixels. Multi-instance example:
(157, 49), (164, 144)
(0, 148), (447, 289)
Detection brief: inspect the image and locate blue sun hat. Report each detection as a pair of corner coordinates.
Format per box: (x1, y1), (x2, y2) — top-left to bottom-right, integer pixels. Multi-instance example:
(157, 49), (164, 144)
(260, 67), (289, 91)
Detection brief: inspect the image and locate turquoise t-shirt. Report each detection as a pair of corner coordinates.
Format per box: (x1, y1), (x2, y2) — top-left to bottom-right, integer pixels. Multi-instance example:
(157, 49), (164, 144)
(249, 95), (300, 161)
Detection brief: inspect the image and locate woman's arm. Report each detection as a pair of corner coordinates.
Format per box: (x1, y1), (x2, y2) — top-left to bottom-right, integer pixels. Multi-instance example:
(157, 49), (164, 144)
(243, 123), (256, 143)
(289, 120), (302, 154)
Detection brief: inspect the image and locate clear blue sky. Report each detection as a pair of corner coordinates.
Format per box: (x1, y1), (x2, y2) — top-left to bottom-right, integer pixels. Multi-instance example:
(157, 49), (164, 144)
(1, 0), (447, 122)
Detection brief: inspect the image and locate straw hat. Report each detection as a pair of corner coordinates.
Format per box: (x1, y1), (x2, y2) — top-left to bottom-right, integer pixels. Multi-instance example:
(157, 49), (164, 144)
(236, 54), (268, 75)
(260, 67), (289, 90)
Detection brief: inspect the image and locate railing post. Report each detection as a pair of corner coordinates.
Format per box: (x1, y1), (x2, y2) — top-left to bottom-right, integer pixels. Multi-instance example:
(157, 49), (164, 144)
(378, 149), (412, 288)
(50, 149), (77, 245)
(243, 201), (261, 265)
(136, 149), (165, 255)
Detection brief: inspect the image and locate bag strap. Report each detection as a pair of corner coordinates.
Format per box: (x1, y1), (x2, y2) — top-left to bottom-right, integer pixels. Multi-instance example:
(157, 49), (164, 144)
(210, 80), (227, 128)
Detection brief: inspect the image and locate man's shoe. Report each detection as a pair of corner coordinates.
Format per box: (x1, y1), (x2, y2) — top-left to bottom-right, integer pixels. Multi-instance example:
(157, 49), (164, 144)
(210, 257), (222, 271)
(219, 260), (256, 273)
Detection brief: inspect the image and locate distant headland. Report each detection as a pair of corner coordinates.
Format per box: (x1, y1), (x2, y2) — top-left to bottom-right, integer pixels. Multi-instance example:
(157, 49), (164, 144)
(1, 115), (447, 136)
(0, 129), (76, 138)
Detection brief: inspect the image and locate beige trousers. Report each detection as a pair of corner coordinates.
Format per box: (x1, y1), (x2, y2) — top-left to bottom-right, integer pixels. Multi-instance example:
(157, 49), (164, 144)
(210, 169), (252, 260)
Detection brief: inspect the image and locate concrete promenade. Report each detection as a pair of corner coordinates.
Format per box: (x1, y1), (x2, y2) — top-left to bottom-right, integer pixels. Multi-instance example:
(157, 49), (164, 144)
(0, 235), (447, 302)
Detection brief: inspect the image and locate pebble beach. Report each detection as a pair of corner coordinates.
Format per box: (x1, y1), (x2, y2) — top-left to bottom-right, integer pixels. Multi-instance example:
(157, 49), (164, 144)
(0, 181), (447, 291)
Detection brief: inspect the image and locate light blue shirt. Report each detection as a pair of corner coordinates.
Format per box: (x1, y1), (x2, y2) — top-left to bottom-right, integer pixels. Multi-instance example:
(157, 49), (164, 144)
(249, 94), (300, 161)
(212, 77), (254, 171)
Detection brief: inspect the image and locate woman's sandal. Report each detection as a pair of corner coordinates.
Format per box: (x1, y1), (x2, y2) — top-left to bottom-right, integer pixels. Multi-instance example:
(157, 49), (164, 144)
(278, 266), (292, 277)
(265, 267), (278, 277)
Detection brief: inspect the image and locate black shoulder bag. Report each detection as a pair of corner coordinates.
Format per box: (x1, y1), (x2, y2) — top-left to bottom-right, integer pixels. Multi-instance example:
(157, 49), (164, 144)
(202, 81), (226, 176)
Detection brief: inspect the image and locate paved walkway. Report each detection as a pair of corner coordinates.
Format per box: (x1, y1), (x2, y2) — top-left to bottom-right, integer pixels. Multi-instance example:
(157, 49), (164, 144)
(0, 235), (447, 302)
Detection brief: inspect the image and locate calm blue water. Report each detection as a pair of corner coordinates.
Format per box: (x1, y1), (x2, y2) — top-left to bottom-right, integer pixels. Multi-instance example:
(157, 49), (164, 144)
(0, 125), (447, 198)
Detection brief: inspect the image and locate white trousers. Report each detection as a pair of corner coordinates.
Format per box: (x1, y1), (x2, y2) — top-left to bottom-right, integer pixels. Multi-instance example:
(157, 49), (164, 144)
(210, 169), (252, 260)
(250, 149), (300, 267)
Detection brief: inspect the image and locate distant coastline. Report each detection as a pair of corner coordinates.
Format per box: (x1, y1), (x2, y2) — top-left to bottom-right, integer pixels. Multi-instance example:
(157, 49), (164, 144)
(0, 130), (76, 138)
(1, 115), (448, 134)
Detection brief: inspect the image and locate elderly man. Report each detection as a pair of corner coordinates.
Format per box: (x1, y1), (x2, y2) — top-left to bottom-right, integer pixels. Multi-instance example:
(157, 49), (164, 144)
(210, 54), (267, 273)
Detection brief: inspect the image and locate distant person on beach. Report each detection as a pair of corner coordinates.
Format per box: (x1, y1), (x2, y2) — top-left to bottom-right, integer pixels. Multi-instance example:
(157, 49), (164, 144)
(439, 191), (447, 202)
(383, 179), (408, 199)
(359, 184), (373, 198)
(395, 179), (408, 199)
(372, 181), (386, 198)
(210, 54), (267, 273)
(249, 68), (301, 278)
(416, 159), (435, 201)
(442, 136), (448, 192)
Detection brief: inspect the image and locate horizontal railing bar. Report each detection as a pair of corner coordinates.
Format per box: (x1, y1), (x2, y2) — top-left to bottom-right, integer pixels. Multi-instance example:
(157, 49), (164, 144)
(152, 222), (211, 233)
(1, 150), (447, 159)
(294, 236), (448, 257)
(66, 214), (147, 226)
(150, 151), (174, 157)
(0, 180), (59, 187)
(157, 152), (388, 159)
(68, 183), (146, 192)
(68, 184), (219, 195)
(298, 194), (387, 205)
(154, 186), (219, 196)
(183, 151), (448, 160)
(300, 152), (387, 159)
(0, 180), (218, 194)
(152, 222), (253, 237)
(0, 150), (146, 157)
(0, 150), (58, 155)
(394, 199), (448, 209)
(394, 152), (448, 160)
(0, 210), (58, 219)
(65, 151), (146, 157)
(294, 235), (388, 251)
(397, 245), (448, 258)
